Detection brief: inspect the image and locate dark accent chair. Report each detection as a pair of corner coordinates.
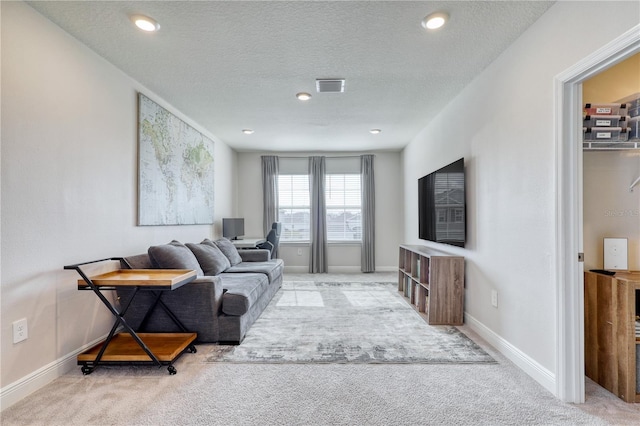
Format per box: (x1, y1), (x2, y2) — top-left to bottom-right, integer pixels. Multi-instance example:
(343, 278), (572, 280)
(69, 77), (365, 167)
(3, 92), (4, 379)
(257, 222), (282, 259)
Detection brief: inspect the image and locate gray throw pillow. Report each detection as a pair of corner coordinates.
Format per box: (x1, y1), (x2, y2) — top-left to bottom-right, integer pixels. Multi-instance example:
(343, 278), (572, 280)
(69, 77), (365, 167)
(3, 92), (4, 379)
(186, 241), (230, 276)
(148, 240), (204, 276)
(212, 238), (243, 266)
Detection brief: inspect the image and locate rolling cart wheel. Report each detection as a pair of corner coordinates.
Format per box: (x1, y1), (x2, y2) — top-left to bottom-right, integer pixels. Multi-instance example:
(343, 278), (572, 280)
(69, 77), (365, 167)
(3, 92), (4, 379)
(81, 365), (93, 375)
(188, 345), (197, 354)
(167, 365), (177, 375)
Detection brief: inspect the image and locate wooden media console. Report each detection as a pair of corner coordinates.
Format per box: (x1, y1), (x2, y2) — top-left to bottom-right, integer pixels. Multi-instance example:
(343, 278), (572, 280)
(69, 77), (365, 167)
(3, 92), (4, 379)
(398, 245), (464, 325)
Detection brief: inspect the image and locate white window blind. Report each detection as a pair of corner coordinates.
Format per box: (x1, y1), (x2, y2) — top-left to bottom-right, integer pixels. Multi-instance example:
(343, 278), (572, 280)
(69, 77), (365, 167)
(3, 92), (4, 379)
(278, 175), (310, 241)
(278, 172), (362, 242)
(326, 174), (361, 241)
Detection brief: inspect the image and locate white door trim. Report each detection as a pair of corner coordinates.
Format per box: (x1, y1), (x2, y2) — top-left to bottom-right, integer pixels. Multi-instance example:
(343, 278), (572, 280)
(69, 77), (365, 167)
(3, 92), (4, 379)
(554, 24), (640, 403)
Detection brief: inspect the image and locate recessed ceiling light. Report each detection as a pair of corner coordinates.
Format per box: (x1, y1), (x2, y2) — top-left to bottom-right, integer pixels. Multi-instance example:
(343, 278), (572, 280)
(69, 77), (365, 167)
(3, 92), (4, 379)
(296, 92), (312, 101)
(370, 129), (382, 134)
(242, 129), (254, 134)
(422, 12), (449, 30)
(131, 15), (160, 32)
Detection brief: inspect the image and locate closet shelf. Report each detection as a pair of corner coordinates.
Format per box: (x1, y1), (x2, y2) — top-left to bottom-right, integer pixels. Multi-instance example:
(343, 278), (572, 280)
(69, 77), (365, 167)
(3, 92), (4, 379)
(583, 140), (640, 150)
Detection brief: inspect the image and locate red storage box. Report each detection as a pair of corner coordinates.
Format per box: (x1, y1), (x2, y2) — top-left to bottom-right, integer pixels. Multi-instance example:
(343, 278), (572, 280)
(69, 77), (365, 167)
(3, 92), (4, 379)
(584, 103), (628, 116)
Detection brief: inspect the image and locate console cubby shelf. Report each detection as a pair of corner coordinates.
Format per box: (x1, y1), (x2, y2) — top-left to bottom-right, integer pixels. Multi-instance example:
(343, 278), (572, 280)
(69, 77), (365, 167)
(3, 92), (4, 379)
(398, 244), (465, 325)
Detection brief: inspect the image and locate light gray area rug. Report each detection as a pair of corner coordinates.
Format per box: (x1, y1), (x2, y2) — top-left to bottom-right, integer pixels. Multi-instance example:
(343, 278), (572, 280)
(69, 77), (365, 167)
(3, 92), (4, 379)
(4, 275), (638, 425)
(207, 281), (495, 364)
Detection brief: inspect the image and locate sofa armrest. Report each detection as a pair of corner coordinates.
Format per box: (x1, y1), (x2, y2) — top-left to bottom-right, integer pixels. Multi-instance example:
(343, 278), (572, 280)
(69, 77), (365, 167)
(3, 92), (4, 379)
(239, 249), (271, 262)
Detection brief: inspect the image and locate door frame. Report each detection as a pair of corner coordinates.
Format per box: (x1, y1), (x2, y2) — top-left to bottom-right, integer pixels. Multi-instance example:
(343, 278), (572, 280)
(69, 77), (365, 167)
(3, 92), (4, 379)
(555, 24), (640, 403)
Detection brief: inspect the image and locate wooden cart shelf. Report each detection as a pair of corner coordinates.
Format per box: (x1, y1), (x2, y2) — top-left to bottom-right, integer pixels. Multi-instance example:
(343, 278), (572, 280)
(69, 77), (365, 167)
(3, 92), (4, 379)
(78, 333), (197, 363)
(77, 269), (196, 289)
(64, 258), (198, 375)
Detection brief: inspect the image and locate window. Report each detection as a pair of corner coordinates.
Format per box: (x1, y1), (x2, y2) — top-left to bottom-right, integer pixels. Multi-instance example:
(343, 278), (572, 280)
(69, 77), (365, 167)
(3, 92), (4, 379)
(326, 174), (361, 241)
(452, 208), (464, 223)
(278, 173), (362, 242)
(278, 175), (310, 241)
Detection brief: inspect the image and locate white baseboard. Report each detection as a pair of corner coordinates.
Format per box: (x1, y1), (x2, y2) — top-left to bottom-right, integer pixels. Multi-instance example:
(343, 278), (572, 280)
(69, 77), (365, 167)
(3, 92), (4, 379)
(465, 313), (556, 396)
(374, 266), (397, 272)
(0, 335), (105, 411)
(284, 265), (396, 274)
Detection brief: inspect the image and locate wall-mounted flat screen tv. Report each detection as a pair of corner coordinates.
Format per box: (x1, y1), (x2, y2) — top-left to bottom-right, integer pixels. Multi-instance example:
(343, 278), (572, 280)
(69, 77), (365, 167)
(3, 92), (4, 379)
(418, 158), (466, 247)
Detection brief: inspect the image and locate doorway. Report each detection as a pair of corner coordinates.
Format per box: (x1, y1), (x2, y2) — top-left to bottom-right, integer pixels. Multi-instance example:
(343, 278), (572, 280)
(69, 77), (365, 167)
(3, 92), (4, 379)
(555, 24), (640, 403)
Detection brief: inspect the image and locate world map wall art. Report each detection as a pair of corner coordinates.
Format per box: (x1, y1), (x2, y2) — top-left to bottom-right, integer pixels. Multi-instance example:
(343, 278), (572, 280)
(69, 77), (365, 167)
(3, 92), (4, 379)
(138, 93), (215, 225)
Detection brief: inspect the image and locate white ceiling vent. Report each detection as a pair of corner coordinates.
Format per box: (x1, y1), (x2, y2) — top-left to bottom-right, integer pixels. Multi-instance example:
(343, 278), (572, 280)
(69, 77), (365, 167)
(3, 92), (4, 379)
(316, 79), (345, 93)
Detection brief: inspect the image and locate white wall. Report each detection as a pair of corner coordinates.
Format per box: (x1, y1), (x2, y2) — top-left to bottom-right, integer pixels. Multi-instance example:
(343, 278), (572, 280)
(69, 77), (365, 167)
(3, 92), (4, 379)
(1, 1), (236, 407)
(237, 151), (403, 272)
(403, 0), (640, 391)
(583, 152), (640, 271)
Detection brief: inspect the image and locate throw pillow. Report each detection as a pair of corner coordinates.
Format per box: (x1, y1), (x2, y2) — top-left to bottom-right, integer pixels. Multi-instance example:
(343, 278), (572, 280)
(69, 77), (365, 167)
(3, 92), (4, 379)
(212, 238), (243, 266)
(148, 240), (204, 276)
(186, 241), (231, 276)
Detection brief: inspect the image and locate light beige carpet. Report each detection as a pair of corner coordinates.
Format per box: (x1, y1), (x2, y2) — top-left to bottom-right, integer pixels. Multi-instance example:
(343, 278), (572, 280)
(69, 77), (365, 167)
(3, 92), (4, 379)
(2, 273), (639, 425)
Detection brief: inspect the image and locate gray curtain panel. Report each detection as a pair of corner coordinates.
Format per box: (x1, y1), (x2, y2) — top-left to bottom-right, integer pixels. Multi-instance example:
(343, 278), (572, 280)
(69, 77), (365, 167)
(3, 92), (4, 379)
(361, 154), (375, 272)
(309, 156), (328, 273)
(261, 155), (279, 236)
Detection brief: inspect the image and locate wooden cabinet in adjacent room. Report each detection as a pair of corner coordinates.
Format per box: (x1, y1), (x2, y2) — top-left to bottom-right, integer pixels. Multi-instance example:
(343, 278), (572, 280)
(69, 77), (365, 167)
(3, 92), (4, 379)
(584, 270), (640, 403)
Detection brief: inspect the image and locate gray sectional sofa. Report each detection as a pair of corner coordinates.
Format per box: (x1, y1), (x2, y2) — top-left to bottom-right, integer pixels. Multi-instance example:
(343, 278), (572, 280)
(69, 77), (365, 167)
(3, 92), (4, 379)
(116, 238), (283, 344)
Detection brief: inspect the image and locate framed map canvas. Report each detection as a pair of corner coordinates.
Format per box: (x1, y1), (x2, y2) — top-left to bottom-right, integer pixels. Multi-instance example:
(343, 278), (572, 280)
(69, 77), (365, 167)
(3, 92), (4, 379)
(138, 93), (215, 225)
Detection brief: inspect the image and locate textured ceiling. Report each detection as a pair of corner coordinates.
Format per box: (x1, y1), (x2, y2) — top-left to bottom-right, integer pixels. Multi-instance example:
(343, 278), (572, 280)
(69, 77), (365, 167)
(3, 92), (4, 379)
(26, 1), (555, 152)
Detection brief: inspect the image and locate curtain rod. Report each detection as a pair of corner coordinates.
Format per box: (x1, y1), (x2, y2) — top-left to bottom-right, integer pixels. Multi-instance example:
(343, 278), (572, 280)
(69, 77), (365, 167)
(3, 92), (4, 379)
(273, 155), (375, 159)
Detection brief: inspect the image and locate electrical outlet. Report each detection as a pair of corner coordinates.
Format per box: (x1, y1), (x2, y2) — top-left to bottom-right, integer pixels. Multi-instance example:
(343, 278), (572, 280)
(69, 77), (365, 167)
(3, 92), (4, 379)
(491, 290), (498, 308)
(297, 248), (303, 256)
(13, 318), (28, 343)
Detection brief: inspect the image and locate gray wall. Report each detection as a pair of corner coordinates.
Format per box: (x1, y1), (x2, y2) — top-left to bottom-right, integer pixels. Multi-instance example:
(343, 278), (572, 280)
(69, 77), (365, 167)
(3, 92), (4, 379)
(583, 152), (640, 271)
(402, 0), (640, 393)
(1, 1), (236, 403)
(236, 152), (403, 272)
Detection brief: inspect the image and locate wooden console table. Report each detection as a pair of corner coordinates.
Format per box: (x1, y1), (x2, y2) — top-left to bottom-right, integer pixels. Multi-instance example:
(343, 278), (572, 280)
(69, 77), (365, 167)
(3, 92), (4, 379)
(64, 259), (198, 375)
(584, 270), (640, 403)
(398, 245), (464, 325)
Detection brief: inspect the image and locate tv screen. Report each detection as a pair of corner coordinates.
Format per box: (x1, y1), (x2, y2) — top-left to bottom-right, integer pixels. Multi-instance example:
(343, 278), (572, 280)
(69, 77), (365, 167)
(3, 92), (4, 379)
(418, 158), (466, 247)
(222, 218), (245, 240)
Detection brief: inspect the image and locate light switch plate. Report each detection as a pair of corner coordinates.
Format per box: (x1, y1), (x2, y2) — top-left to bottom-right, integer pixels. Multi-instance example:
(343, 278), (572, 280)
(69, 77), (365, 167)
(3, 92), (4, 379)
(604, 238), (628, 270)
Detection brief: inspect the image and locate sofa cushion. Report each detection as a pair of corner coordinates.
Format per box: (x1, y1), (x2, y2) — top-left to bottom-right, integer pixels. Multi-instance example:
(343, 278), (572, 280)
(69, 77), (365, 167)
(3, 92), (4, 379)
(148, 240), (204, 276)
(239, 249), (271, 262)
(121, 253), (154, 269)
(220, 273), (269, 316)
(212, 238), (243, 266)
(186, 241), (230, 276)
(225, 259), (284, 283)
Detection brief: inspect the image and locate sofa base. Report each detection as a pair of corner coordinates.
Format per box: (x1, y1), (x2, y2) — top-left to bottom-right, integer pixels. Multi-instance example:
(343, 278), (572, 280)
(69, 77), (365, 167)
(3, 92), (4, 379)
(119, 246), (283, 345)
(218, 273), (282, 343)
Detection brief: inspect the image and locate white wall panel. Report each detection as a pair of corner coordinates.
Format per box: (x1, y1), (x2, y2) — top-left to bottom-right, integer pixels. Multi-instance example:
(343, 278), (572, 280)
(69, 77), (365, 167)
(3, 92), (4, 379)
(403, 0), (640, 376)
(1, 1), (235, 395)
